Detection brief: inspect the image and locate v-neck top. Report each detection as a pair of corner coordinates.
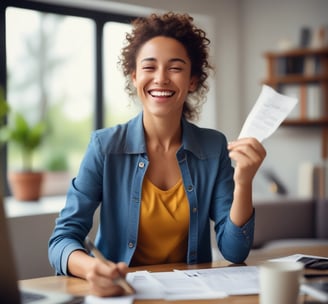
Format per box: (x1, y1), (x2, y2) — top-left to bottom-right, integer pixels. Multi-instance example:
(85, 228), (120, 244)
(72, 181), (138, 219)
(131, 177), (189, 266)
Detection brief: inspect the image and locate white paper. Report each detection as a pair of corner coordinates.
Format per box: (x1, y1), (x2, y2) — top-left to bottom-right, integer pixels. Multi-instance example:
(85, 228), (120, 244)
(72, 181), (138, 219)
(238, 85), (298, 142)
(126, 270), (225, 300)
(123, 266), (260, 300)
(150, 270), (226, 300)
(127, 270), (164, 299)
(175, 266), (260, 295)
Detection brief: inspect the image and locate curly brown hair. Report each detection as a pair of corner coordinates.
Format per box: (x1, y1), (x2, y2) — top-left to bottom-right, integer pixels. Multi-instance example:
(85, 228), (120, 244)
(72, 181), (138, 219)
(120, 12), (212, 121)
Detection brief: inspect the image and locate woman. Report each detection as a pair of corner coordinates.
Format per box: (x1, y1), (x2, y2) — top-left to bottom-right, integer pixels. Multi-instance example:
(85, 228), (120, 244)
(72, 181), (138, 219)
(48, 12), (266, 297)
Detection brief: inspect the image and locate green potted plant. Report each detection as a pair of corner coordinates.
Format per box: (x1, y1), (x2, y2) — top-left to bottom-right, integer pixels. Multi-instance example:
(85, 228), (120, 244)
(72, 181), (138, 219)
(0, 90), (47, 201)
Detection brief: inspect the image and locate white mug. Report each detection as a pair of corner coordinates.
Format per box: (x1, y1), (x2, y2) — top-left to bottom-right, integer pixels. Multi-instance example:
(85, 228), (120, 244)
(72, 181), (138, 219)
(259, 261), (304, 304)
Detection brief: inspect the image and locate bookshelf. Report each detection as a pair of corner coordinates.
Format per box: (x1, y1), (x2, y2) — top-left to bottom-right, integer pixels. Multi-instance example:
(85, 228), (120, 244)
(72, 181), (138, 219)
(263, 47), (328, 159)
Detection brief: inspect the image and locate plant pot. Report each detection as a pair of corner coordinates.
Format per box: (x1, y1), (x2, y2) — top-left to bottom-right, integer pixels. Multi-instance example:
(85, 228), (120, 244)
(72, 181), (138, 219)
(8, 171), (44, 201)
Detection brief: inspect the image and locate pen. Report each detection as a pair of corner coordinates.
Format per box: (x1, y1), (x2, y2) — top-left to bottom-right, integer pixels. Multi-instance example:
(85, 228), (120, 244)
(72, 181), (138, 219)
(84, 237), (135, 295)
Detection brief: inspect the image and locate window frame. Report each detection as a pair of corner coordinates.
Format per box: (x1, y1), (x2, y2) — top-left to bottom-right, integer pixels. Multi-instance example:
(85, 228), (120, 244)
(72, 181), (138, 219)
(0, 0), (137, 195)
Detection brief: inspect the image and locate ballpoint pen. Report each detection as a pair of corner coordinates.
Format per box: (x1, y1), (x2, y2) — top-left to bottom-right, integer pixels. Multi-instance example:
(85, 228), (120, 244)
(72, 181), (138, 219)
(84, 237), (135, 295)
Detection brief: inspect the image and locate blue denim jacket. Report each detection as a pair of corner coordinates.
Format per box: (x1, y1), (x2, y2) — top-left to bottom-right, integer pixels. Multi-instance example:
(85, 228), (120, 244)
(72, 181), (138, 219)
(48, 112), (254, 275)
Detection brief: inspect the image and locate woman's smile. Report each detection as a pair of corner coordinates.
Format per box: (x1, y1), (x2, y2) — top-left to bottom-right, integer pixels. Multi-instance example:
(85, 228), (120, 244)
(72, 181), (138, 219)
(148, 90), (175, 98)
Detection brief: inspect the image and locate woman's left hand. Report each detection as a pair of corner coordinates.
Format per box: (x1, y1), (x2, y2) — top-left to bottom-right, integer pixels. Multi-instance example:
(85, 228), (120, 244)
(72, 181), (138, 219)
(227, 137), (266, 186)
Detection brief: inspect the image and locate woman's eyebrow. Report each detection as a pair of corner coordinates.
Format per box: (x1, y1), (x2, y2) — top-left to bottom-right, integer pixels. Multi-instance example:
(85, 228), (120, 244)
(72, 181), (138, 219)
(169, 58), (187, 64)
(141, 57), (156, 63)
(140, 57), (187, 64)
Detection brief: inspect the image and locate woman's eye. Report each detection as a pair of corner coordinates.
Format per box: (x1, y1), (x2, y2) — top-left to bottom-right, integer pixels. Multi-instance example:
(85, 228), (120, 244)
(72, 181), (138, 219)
(170, 66), (182, 71)
(142, 66), (155, 71)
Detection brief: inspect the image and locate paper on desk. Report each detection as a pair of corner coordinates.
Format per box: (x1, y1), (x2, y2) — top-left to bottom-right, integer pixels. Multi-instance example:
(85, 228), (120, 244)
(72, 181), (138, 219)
(175, 266), (260, 295)
(124, 266), (260, 300)
(238, 85), (298, 142)
(126, 270), (226, 300)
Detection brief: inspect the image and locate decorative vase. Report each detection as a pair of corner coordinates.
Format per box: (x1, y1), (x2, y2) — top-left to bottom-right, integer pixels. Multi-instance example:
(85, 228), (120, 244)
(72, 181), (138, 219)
(8, 171), (44, 201)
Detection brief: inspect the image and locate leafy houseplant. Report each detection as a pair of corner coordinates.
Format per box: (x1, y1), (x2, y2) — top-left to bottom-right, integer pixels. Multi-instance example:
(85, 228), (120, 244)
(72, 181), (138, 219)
(0, 91), (47, 201)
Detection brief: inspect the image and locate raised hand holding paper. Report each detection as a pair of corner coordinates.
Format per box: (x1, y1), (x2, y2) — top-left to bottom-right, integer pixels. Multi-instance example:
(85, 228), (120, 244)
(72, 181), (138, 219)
(238, 85), (298, 142)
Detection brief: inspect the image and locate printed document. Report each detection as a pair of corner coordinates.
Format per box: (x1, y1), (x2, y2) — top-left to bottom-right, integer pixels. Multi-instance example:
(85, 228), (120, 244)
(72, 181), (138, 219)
(124, 265), (259, 300)
(238, 85), (298, 142)
(83, 266), (261, 302)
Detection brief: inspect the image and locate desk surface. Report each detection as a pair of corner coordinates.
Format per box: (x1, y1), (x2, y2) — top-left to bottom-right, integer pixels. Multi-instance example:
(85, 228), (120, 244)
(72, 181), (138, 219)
(20, 245), (328, 304)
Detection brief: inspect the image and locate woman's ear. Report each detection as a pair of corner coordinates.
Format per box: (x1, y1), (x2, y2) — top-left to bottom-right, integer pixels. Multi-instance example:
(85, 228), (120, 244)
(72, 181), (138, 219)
(131, 71), (137, 87)
(189, 76), (198, 93)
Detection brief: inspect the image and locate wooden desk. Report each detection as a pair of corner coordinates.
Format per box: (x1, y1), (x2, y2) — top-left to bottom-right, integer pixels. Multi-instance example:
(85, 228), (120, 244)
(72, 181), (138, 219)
(20, 245), (328, 303)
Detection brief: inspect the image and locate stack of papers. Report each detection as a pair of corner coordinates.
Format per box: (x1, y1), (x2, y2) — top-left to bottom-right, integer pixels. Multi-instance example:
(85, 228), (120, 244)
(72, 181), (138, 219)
(84, 265), (260, 303)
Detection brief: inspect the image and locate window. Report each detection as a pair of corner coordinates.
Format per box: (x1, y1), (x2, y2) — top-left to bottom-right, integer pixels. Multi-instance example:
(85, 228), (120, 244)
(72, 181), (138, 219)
(6, 7), (94, 174)
(104, 22), (140, 127)
(0, 0), (137, 196)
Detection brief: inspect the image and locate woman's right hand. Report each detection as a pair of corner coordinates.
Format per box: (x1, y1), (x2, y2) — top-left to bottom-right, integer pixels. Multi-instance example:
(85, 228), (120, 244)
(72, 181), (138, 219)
(86, 258), (129, 297)
(68, 250), (129, 297)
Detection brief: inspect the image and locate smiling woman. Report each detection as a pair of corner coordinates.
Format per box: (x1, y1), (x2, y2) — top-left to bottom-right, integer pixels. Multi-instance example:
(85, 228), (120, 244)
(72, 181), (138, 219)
(48, 12), (266, 298)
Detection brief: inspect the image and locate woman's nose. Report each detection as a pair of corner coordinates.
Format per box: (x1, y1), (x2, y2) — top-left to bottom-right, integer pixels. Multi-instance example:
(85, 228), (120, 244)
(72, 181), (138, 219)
(154, 69), (169, 85)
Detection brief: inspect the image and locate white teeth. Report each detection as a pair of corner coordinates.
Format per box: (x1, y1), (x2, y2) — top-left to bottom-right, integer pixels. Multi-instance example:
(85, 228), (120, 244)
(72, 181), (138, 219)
(150, 91), (174, 97)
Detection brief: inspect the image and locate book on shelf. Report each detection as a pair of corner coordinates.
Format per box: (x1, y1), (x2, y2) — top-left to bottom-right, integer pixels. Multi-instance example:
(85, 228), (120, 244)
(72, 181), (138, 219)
(299, 27), (312, 48)
(280, 85), (300, 119)
(275, 57), (304, 75)
(321, 25), (328, 46)
(280, 84), (323, 120)
(306, 84), (323, 119)
(303, 55), (321, 76)
(313, 162), (328, 200)
(298, 162), (315, 198)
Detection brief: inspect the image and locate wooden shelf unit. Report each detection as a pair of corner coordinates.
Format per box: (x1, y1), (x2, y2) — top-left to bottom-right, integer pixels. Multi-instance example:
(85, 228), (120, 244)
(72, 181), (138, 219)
(263, 47), (328, 159)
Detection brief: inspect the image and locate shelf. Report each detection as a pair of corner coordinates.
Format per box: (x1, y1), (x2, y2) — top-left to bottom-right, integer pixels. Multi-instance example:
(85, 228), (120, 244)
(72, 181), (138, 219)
(263, 47), (328, 159)
(264, 74), (328, 85)
(283, 119), (328, 127)
(264, 47), (328, 58)
(4, 195), (66, 218)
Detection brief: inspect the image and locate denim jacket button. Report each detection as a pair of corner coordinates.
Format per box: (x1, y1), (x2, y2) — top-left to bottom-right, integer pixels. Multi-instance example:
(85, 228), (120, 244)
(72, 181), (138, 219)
(128, 242), (134, 248)
(192, 207), (197, 213)
(187, 185), (193, 192)
(138, 162), (145, 168)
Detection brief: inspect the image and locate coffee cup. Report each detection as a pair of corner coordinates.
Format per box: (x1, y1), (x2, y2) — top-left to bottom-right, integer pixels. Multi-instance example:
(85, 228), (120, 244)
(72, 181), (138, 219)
(259, 261), (304, 304)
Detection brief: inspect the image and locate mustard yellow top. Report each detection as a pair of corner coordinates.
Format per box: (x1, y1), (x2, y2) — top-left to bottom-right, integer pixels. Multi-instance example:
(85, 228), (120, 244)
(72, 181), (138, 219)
(131, 177), (189, 266)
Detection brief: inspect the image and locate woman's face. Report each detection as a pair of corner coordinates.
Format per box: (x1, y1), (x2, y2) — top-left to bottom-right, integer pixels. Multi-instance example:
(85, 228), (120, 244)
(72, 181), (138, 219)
(132, 36), (197, 119)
